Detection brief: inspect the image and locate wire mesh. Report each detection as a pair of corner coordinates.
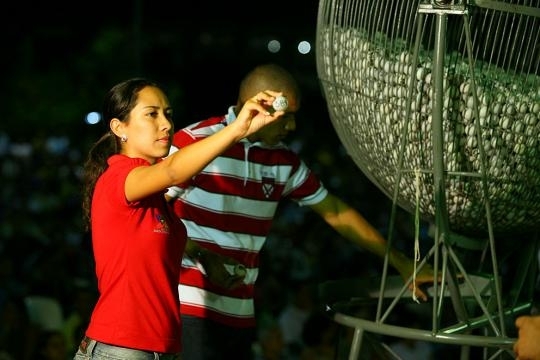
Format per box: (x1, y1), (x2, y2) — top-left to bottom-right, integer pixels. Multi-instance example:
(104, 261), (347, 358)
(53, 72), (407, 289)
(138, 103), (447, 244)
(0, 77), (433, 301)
(316, 0), (540, 237)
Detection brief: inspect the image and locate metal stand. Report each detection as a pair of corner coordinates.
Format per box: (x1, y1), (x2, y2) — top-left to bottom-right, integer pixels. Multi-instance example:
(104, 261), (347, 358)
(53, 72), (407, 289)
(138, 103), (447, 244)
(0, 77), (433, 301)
(319, 2), (540, 359)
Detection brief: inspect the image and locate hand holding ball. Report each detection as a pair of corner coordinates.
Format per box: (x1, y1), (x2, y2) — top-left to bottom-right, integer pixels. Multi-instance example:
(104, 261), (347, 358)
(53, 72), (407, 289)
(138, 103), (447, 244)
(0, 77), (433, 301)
(224, 264), (247, 277)
(233, 264), (247, 277)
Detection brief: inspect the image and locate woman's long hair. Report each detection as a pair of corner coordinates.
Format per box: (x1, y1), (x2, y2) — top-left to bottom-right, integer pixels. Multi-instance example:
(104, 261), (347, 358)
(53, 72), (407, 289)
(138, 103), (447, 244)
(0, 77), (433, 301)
(81, 78), (160, 231)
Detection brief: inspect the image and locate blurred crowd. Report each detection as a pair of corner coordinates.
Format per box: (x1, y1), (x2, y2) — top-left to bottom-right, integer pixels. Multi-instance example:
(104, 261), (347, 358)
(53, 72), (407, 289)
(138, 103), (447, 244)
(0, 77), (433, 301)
(0, 132), (95, 359)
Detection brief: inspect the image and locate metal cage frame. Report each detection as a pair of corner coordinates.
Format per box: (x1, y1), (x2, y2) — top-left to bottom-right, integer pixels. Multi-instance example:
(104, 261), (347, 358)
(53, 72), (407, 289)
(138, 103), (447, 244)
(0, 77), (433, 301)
(316, 1), (540, 359)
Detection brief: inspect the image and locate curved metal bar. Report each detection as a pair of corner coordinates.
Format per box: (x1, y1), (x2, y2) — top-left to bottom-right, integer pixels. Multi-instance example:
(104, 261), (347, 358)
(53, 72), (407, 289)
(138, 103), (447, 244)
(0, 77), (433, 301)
(333, 312), (516, 348)
(472, 0), (540, 18)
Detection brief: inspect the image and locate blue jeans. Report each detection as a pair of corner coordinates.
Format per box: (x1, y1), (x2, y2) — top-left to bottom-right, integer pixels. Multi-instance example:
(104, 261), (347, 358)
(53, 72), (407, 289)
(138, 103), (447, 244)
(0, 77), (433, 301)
(73, 337), (181, 360)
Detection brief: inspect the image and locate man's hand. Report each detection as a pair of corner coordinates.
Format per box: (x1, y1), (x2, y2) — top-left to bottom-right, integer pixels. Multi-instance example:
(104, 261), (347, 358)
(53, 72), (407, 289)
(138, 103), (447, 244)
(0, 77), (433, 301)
(199, 250), (246, 290)
(392, 253), (439, 302)
(406, 263), (437, 302)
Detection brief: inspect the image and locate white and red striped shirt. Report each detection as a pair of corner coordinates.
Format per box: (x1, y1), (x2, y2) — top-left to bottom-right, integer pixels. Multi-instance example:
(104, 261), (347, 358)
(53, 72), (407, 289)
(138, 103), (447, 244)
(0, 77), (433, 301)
(170, 107), (327, 328)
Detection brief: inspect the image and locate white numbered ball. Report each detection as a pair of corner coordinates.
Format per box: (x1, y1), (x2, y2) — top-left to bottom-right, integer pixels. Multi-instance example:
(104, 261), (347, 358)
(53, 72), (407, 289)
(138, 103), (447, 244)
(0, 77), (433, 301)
(272, 96), (288, 111)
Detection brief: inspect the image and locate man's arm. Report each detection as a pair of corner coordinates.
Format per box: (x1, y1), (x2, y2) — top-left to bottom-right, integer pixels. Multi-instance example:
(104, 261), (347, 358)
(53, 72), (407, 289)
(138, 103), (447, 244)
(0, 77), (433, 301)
(309, 193), (435, 301)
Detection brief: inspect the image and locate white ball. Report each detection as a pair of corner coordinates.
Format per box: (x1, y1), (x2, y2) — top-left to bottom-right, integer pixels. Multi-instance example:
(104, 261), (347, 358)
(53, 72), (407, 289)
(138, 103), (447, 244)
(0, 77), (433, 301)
(272, 96), (289, 112)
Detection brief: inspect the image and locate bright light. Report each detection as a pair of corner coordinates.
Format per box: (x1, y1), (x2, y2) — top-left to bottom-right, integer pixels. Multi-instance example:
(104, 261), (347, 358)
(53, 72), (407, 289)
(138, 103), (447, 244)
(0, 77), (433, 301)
(267, 39), (281, 53)
(85, 112), (101, 125)
(297, 40), (311, 54)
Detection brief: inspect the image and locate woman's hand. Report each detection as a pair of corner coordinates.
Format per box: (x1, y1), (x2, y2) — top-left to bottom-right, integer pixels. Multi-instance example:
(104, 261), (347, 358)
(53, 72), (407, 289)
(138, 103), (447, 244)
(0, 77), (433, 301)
(231, 90), (285, 140)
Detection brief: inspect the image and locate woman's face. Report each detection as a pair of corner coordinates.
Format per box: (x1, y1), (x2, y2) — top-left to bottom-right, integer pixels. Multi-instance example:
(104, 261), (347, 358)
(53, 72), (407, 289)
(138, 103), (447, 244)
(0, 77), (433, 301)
(120, 86), (174, 163)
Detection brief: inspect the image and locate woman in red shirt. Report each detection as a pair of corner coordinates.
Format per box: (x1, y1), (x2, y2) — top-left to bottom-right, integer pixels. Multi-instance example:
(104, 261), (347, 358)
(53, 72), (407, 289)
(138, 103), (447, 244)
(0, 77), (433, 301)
(75, 78), (284, 360)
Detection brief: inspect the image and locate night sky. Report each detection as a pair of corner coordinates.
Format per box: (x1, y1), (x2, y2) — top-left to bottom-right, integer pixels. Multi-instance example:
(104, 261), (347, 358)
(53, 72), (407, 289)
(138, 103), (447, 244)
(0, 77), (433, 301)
(2, 0), (323, 139)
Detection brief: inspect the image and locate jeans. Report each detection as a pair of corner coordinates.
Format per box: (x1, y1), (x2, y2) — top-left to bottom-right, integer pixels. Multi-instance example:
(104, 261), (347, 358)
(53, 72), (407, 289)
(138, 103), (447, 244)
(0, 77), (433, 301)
(73, 337), (181, 360)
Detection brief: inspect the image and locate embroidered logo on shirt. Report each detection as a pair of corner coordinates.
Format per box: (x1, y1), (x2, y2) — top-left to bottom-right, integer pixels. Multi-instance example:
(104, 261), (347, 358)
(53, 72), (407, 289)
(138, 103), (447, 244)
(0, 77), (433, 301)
(261, 175), (275, 199)
(154, 214), (170, 234)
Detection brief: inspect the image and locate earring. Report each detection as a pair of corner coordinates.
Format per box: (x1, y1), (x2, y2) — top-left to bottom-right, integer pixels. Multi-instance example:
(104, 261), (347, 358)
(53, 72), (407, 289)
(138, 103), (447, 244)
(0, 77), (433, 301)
(120, 134), (128, 143)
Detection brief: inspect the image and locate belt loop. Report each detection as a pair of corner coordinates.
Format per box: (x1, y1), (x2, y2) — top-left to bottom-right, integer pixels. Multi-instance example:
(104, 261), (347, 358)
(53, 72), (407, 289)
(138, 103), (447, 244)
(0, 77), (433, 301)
(79, 336), (97, 355)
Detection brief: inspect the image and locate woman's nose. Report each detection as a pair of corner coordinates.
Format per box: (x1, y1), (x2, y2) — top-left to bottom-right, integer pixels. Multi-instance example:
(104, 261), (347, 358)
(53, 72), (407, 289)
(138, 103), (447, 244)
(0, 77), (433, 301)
(161, 117), (172, 131)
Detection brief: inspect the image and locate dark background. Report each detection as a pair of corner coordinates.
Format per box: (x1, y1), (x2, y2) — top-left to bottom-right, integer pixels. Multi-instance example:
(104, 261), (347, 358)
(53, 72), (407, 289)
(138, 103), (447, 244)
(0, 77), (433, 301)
(1, 0), (324, 138)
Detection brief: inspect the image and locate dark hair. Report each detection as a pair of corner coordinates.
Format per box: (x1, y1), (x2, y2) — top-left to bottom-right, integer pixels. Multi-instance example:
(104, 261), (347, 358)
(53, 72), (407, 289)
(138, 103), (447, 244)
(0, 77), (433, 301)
(81, 78), (161, 231)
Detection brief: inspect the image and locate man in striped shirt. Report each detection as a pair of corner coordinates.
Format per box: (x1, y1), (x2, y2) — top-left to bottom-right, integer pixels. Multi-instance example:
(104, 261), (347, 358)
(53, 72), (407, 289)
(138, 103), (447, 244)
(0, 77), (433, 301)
(167, 63), (435, 360)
